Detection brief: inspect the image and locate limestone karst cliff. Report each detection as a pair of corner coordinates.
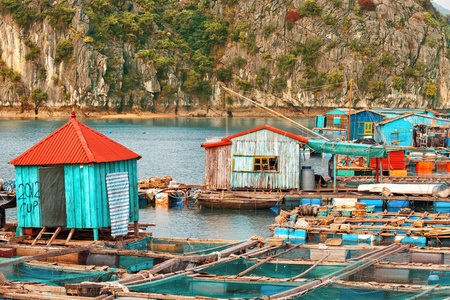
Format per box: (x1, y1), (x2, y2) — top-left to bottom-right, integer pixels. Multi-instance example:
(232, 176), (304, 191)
(0, 0), (448, 115)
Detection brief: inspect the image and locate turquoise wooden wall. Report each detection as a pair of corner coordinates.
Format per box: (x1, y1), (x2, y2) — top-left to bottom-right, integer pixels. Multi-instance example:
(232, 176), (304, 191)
(230, 129), (301, 189)
(15, 165), (41, 228)
(15, 158), (139, 229)
(376, 115), (450, 146)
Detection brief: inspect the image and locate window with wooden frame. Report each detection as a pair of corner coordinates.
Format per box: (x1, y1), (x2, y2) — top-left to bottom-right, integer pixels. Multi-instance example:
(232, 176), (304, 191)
(253, 156), (279, 172)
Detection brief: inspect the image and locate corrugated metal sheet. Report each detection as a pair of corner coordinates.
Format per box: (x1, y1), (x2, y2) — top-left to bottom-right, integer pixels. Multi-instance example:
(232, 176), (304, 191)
(15, 159), (139, 229)
(370, 150), (405, 170)
(10, 119), (141, 166)
(201, 125), (307, 147)
(229, 129), (301, 189)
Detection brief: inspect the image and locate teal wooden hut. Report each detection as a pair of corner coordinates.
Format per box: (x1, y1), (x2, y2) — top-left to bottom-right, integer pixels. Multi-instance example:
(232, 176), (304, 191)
(201, 125), (308, 190)
(9, 112), (141, 241)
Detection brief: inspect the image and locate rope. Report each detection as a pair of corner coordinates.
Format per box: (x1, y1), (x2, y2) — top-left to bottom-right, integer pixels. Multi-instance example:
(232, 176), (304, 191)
(211, 251), (222, 260)
(250, 235), (265, 247)
(100, 281), (130, 293)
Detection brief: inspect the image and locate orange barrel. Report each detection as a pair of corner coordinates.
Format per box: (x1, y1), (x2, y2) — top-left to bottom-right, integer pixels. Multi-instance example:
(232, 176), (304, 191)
(437, 162), (448, 170)
(155, 192), (169, 207)
(416, 161), (433, 174)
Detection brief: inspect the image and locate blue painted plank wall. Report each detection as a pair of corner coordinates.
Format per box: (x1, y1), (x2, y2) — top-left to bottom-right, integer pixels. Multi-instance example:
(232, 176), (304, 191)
(377, 115), (450, 146)
(15, 165), (41, 228)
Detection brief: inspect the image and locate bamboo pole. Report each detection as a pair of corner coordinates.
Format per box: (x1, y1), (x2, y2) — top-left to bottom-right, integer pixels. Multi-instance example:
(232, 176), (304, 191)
(117, 239), (259, 285)
(237, 256), (273, 278)
(405, 285), (439, 300)
(0, 245), (96, 268)
(181, 240), (242, 256)
(269, 244), (409, 299)
(288, 254), (329, 281)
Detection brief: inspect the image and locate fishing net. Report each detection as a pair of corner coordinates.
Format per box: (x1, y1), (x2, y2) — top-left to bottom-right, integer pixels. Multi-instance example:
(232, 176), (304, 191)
(128, 273), (303, 298)
(196, 257), (343, 279)
(137, 236), (236, 254)
(298, 283), (450, 300)
(0, 258), (117, 286)
(129, 274), (450, 299)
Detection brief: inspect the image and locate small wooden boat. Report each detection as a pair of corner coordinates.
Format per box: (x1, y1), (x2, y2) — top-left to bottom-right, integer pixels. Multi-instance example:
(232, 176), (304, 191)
(0, 247), (15, 258)
(198, 191), (282, 209)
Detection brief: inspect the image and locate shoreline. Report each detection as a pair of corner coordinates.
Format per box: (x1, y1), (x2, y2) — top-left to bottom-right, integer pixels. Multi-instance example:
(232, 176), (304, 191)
(0, 107), (320, 120)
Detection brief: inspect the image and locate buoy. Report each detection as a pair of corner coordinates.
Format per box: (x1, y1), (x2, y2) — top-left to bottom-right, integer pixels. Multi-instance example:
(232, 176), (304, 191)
(108, 131), (112, 134)
(428, 274), (439, 282)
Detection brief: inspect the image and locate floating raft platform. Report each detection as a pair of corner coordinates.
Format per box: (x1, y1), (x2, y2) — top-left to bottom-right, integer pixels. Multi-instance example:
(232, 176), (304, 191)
(197, 191), (282, 209)
(271, 201), (450, 246)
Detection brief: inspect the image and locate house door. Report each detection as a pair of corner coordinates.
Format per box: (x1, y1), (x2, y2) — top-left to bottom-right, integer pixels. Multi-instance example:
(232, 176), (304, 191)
(39, 166), (66, 227)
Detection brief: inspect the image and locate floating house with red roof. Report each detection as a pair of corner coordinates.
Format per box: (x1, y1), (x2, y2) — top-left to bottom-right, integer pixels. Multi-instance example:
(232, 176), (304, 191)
(201, 125), (308, 190)
(10, 112), (141, 241)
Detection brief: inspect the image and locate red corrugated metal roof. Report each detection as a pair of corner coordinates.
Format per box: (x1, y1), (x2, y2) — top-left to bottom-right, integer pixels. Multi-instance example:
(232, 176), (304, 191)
(201, 125), (308, 148)
(10, 118), (141, 166)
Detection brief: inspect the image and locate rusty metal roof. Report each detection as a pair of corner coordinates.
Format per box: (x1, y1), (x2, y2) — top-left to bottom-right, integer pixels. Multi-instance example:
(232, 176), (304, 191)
(202, 125), (308, 147)
(10, 118), (141, 166)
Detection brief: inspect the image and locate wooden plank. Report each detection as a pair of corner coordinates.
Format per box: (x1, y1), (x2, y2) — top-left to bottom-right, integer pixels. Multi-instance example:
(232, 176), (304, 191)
(65, 228), (75, 244)
(31, 227), (46, 246)
(72, 165), (83, 228)
(47, 227), (62, 246)
(93, 164), (103, 229)
(82, 164), (92, 228)
(31, 166), (41, 228)
(64, 165), (75, 228)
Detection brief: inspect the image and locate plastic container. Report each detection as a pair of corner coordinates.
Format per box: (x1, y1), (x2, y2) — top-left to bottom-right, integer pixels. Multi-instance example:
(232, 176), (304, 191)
(155, 192), (169, 207)
(437, 163), (448, 170)
(301, 166), (315, 191)
(416, 161), (433, 174)
(428, 274), (439, 283)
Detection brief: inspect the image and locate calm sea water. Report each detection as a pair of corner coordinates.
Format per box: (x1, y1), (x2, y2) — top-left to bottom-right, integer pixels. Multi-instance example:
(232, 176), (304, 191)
(0, 117), (331, 240)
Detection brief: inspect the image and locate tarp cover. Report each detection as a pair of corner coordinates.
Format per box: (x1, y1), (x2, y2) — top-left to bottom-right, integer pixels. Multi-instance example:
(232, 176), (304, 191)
(307, 140), (388, 158)
(39, 166), (66, 227)
(106, 172), (130, 237)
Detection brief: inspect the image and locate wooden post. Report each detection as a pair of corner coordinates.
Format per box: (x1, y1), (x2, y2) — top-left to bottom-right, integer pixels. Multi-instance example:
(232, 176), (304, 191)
(134, 221), (139, 236)
(380, 159), (383, 183)
(376, 158), (379, 183)
(333, 154), (337, 192)
(347, 78), (353, 142)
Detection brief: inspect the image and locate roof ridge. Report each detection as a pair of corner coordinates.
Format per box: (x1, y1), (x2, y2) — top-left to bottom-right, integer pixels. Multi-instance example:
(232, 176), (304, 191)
(71, 119), (95, 162)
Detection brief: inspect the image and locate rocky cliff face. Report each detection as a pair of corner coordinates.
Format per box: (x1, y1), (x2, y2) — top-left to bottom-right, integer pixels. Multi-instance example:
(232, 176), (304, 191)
(0, 0), (448, 114)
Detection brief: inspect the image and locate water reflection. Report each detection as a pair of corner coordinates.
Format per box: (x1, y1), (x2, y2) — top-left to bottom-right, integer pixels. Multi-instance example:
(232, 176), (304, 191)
(0, 117), (314, 239)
